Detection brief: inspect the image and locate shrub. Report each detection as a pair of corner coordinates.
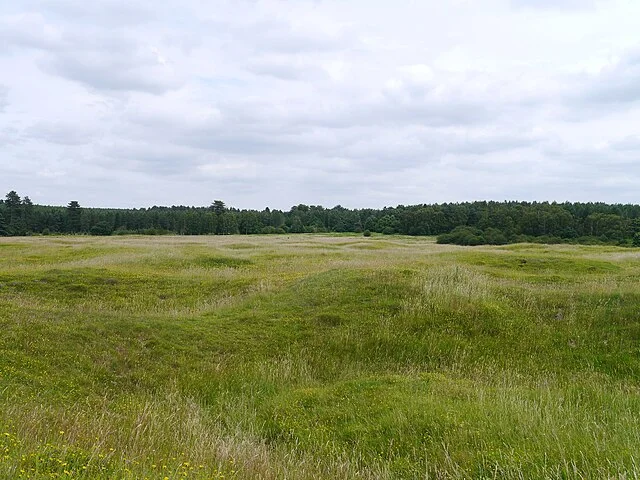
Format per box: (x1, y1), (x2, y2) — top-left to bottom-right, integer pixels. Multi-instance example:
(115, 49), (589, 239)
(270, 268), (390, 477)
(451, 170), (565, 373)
(89, 221), (113, 236)
(483, 228), (508, 245)
(437, 226), (485, 246)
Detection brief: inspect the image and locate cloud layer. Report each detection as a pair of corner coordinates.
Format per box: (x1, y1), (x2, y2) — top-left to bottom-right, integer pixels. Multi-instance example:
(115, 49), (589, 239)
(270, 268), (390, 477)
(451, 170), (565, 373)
(2, 0), (640, 209)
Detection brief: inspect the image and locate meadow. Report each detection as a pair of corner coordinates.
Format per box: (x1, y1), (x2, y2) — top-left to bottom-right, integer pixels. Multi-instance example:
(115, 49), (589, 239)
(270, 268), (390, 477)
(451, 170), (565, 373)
(1, 234), (640, 479)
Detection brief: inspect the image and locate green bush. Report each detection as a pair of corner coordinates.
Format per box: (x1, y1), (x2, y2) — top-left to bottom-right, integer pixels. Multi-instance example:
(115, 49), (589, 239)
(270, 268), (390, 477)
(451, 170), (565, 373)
(89, 221), (113, 236)
(437, 226), (485, 246)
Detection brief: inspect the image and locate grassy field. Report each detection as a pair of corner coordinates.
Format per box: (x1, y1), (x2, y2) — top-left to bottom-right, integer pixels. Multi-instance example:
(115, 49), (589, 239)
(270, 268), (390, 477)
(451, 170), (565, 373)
(1, 234), (640, 479)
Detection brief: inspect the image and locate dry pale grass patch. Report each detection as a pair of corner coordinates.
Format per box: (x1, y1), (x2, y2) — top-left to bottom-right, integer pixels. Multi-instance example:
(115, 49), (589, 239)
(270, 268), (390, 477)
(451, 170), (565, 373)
(403, 265), (491, 316)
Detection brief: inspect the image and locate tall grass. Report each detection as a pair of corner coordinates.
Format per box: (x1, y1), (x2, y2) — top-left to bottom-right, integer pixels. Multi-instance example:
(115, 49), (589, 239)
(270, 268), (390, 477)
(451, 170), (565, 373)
(1, 235), (640, 478)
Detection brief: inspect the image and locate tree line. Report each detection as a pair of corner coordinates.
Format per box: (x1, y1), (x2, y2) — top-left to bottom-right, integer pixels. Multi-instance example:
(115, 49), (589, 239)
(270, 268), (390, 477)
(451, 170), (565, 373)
(1, 190), (640, 246)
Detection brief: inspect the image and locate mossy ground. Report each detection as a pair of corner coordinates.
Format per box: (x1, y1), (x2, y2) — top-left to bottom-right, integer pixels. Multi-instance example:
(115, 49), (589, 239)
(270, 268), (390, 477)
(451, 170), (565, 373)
(1, 234), (640, 479)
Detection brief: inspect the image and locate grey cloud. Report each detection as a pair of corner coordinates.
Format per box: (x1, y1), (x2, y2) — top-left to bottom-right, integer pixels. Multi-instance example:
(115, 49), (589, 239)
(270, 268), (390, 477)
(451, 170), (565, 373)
(42, 49), (182, 94)
(247, 20), (353, 54)
(341, 131), (431, 166)
(0, 127), (20, 146)
(572, 49), (640, 107)
(113, 76), (509, 174)
(0, 12), (66, 51)
(224, 88), (495, 134)
(440, 156), (531, 178)
(98, 139), (204, 174)
(24, 0), (156, 26)
(24, 121), (98, 145)
(448, 131), (543, 156)
(510, 0), (596, 10)
(123, 98), (306, 142)
(294, 70), (506, 130)
(118, 97), (533, 179)
(1, 12), (182, 94)
(176, 128), (341, 157)
(341, 128), (544, 172)
(542, 140), (640, 176)
(296, 96), (493, 130)
(375, 100), (492, 128)
(118, 102), (349, 164)
(210, 18), (356, 55)
(0, 85), (8, 112)
(110, 117), (314, 167)
(35, 28), (184, 94)
(611, 135), (640, 152)
(246, 56), (329, 81)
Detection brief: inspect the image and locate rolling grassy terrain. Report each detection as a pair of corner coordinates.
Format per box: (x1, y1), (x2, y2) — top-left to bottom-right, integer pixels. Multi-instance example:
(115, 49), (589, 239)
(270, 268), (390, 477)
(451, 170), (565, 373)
(1, 234), (640, 479)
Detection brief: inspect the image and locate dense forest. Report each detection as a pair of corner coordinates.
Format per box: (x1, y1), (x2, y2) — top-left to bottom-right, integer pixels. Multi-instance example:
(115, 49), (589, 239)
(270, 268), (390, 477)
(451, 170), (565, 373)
(1, 190), (640, 246)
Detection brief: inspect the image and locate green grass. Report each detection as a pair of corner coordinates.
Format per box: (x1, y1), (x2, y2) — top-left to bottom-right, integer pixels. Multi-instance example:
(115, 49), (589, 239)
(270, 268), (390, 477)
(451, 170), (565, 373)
(2, 235), (640, 478)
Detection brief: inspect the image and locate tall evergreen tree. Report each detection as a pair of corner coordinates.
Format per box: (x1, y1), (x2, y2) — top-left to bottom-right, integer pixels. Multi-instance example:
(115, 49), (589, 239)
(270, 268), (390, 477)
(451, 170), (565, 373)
(211, 200), (226, 234)
(211, 200), (226, 215)
(4, 190), (25, 235)
(5, 190), (21, 224)
(22, 196), (33, 232)
(0, 211), (8, 236)
(67, 201), (82, 233)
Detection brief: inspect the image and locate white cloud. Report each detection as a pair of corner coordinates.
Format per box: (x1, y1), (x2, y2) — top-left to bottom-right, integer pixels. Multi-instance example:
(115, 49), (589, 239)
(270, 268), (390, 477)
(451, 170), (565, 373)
(1, 0), (640, 209)
(0, 85), (8, 112)
(24, 121), (98, 145)
(510, 0), (597, 10)
(0, 12), (66, 51)
(578, 48), (640, 105)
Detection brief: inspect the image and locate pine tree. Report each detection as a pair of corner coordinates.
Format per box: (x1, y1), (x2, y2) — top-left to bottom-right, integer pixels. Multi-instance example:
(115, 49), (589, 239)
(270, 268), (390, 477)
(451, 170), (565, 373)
(0, 211), (8, 236)
(67, 201), (82, 233)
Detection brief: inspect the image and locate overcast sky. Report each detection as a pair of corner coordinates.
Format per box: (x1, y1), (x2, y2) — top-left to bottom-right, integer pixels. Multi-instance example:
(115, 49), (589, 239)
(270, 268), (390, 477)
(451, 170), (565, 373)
(1, 0), (640, 209)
